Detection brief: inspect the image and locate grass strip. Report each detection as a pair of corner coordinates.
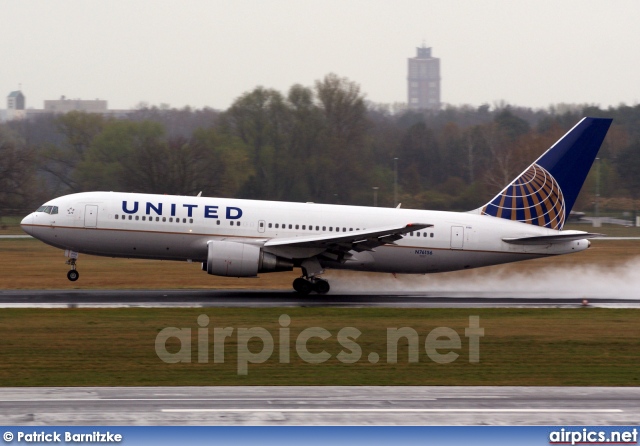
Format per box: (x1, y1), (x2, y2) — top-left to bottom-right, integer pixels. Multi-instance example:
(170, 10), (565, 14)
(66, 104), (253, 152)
(1, 238), (640, 290)
(0, 307), (638, 386)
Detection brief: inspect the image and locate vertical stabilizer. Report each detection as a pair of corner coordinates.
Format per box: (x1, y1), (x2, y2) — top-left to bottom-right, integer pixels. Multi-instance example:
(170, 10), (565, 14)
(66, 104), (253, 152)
(478, 117), (612, 230)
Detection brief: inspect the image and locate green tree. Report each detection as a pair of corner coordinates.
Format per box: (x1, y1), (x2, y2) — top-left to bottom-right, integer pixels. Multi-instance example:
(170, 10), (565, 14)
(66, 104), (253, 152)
(397, 122), (441, 191)
(313, 73), (371, 203)
(192, 128), (253, 197)
(76, 120), (165, 192)
(38, 111), (106, 193)
(277, 84), (324, 201)
(616, 140), (640, 218)
(0, 126), (44, 218)
(221, 87), (287, 199)
(493, 109), (530, 141)
(482, 110), (533, 190)
(77, 120), (251, 196)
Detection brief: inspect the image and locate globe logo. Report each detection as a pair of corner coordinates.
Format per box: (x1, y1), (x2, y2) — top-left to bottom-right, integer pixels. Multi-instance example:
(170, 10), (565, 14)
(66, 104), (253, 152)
(482, 164), (565, 230)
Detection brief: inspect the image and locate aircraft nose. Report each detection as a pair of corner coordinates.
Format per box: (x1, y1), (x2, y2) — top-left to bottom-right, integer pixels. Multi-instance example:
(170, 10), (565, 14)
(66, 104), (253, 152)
(20, 213), (34, 235)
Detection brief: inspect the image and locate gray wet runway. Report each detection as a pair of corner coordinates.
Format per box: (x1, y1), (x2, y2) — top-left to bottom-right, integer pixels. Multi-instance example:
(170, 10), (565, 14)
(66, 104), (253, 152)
(0, 386), (638, 425)
(0, 289), (639, 308)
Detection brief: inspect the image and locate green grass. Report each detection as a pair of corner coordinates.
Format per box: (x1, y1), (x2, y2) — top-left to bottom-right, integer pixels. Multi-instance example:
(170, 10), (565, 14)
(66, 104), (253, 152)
(0, 308), (638, 386)
(564, 223), (640, 237)
(0, 216), (25, 235)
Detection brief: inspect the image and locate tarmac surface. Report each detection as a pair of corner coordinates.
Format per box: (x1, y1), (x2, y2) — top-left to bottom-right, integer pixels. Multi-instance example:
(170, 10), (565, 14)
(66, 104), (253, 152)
(0, 386), (638, 425)
(1, 289), (639, 308)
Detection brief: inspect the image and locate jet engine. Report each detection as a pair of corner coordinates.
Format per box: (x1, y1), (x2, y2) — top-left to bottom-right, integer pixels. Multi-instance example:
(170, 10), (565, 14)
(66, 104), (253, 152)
(203, 240), (293, 277)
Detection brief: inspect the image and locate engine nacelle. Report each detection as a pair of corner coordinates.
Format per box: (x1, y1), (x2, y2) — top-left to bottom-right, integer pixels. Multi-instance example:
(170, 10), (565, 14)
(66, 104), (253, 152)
(205, 240), (293, 277)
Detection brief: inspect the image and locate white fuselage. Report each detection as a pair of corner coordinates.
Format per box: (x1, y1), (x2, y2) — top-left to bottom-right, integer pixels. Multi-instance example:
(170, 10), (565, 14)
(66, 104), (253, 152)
(21, 191), (590, 275)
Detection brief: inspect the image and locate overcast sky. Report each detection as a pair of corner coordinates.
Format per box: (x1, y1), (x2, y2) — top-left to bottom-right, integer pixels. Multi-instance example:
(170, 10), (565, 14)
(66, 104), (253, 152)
(2, 0), (639, 111)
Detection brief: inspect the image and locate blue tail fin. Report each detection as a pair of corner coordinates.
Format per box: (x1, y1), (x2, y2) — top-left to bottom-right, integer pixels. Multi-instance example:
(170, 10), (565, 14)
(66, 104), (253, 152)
(478, 117), (612, 230)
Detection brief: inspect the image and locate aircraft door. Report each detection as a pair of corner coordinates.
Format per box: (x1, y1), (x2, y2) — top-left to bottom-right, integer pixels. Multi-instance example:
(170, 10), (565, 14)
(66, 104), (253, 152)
(450, 226), (464, 249)
(84, 205), (98, 228)
(258, 220), (266, 233)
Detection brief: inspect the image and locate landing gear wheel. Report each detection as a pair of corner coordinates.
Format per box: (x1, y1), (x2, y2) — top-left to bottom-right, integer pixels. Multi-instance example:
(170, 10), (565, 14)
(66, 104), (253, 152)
(313, 278), (330, 294)
(293, 277), (313, 295)
(67, 270), (79, 281)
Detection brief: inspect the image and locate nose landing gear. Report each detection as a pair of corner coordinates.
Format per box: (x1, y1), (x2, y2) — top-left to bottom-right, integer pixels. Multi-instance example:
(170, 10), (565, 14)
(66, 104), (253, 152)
(65, 250), (79, 281)
(66, 267), (79, 281)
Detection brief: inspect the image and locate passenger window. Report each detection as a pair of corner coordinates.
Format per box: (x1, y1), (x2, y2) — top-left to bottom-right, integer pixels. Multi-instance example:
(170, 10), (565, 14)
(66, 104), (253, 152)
(275, 223), (279, 228)
(189, 218), (193, 223)
(296, 225), (300, 230)
(216, 220), (220, 225)
(162, 217), (166, 222)
(129, 215), (132, 220)
(302, 225), (305, 230)
(142, 216), (146, 221)
(260, 222), (264, 228)
(349, 228), (353, 232)
(237, 221), (241, 227)
(230, 221), (234, 226)
(322, 226), (326, 231)
(115, 215), (119, 220)
(430, 233), (434, 237)
(183, 218), (186, 223)
(268, 223), (272, 228)
(169, 217), (173, 222)
(289, 224), (292, 229)
(316, 226), (319, 231)
(329, 227), (333, 231)
(135, 216), (139, 221)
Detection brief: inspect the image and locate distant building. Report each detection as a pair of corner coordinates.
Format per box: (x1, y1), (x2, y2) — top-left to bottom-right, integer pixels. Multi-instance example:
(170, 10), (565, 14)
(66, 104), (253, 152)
(5, 90), (27, 121)
(7, 90), (25, 110)
(44, 96), (108, 113)
(1, 90), (130, 122)
(407, 44), (441, 110)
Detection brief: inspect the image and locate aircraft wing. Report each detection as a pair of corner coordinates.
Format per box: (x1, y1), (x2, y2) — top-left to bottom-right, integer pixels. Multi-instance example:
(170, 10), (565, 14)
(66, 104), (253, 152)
(263, 223), (433, 258)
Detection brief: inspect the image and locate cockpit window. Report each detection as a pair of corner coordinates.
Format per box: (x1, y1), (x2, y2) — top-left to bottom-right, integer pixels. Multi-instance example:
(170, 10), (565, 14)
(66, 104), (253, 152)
(36, 205), (58, 214)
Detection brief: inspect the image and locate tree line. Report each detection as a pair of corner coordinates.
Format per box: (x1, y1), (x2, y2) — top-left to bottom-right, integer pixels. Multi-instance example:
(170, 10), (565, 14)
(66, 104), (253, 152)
(2, 73), (640, 220)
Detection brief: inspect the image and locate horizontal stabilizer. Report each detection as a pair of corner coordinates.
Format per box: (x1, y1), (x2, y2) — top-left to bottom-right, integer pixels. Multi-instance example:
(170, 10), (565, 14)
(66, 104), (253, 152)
(502, 232), (603, 245)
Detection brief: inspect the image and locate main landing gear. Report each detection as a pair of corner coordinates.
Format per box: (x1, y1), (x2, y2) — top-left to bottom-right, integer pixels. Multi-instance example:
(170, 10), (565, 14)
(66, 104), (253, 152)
(65, 250), (79, 281)
(293, 277), (330, 295)
(292, 257), (330, 295)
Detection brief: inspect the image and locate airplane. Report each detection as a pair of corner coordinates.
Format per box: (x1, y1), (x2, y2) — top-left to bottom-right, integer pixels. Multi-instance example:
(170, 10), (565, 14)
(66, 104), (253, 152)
(21, 117), (612, 294)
